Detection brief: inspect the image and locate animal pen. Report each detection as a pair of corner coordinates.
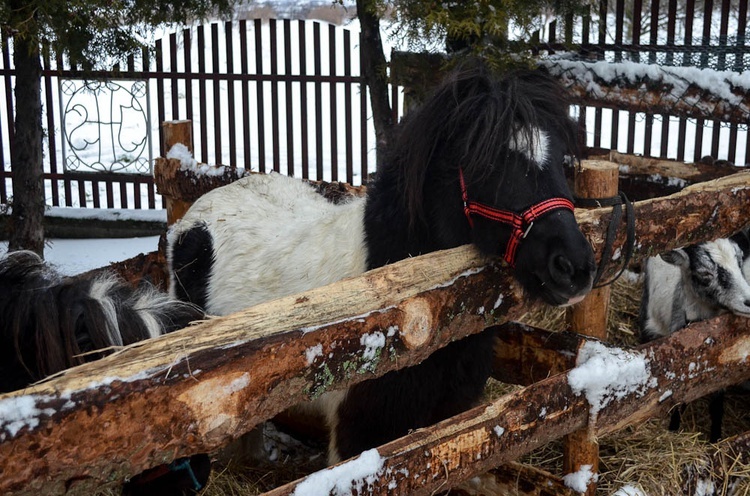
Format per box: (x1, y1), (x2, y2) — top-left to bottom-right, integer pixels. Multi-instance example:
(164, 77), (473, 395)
(1, 7), (750, 494)
(0, 114), (749, 495)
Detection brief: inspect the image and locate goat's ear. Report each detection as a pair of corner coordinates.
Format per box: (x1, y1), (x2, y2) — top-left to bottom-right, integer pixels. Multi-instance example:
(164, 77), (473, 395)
(660, 249), (689, 267)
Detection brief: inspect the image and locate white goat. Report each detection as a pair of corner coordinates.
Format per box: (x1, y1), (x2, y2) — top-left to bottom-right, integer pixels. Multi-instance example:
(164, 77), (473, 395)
(639, 227), (750, 441)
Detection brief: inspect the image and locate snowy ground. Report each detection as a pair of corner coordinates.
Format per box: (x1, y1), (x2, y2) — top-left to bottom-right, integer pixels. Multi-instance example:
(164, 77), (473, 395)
(0, 236), (160, 276)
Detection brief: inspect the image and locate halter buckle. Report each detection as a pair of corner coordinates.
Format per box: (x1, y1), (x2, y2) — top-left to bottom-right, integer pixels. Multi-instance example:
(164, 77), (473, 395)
(522, 221), (534, 239)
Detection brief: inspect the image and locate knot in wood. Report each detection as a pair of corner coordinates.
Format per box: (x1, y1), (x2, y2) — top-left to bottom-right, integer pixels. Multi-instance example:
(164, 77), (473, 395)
(400, 298), (434, 350)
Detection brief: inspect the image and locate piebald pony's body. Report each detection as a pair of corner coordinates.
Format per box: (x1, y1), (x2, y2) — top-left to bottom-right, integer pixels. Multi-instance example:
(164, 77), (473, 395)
(168, 173), (367, 315)
(168, 62), (596, 462)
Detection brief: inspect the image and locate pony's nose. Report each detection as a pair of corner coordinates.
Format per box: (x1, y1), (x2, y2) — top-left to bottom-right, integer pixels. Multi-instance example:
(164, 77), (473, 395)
(549, 253), (575, 282)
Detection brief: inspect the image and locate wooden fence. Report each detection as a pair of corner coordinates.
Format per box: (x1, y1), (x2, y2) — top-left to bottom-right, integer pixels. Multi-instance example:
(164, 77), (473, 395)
(0, 0), (747, 211)
(1, 150), (750, 493)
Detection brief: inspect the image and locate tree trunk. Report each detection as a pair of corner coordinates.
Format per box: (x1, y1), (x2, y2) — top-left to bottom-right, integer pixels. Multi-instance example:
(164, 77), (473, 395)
(8, 32), (44, 257)
(355, 0), (393, 166)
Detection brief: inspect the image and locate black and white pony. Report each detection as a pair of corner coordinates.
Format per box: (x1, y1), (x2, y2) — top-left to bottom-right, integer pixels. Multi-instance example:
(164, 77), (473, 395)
(639, 227), (750, 441)
(0, 250), (209, 495)
(167, 60), (597, 463)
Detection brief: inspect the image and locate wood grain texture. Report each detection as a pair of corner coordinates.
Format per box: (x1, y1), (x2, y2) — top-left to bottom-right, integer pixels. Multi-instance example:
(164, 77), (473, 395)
(266, 315), (750, 495)
(0, 171), (749, 494)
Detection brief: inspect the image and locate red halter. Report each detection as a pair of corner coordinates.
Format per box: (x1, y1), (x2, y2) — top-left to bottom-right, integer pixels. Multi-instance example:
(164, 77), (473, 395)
(459, 169), (575, 267)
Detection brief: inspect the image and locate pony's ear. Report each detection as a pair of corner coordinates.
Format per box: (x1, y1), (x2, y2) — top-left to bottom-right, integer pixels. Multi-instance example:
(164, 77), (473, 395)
(730, 225), (750, 258)
(660, 249), (689, 267)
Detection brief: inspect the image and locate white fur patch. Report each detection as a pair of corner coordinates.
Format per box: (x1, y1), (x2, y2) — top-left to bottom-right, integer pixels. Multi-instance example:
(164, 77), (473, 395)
(643, 238), (750, 339)
(168, 173), (368, 316)
(131, 287), (177, 339)
(88, 276), (124, 347)
(509, 126), (550, 169)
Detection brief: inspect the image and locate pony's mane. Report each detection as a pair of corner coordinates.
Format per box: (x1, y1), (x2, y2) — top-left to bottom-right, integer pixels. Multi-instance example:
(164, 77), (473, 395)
(0, 251), (202, 392)
(382, 59), (577, 228)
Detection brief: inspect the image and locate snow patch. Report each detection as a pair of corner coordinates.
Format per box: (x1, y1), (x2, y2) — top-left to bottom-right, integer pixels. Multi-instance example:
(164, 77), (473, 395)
(612, 485), (647, 496)
(361, 332), (386, 361)
(563, 464), (598, 493)
(225, 373), (250, 394)
(493, 294), (504, 310)
(568, 341), (657, 417)
(292, 448), (384, 496)
(306, 344), (324, 365)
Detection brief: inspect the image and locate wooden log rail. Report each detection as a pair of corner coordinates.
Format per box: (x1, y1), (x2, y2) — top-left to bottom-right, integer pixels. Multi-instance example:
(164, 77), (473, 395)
(266, 315), (750, 495)
(542, 59), (750, 124)
(0, 172), (749, 494)
(266, 316), (750, 496)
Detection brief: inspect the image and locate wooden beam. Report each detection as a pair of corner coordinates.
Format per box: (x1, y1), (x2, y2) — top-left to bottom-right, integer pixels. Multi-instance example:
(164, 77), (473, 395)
(492, 323), (583, 385)
(563, 159), (619, 495)
(544, 61), (750, 124)
(577, 171), (750, 279)
(1, 171), (749, 494)
(587, 150), (743, 181)
(264, 314), (750, 495)
(160, 121), (196, 225)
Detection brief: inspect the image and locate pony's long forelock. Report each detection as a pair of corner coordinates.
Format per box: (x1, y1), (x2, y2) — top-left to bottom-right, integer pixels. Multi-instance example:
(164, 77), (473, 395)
(385, 60), (577, 229)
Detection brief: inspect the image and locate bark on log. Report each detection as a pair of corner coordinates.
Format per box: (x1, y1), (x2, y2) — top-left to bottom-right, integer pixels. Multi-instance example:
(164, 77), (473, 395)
(264, 314), (750, 495)
(543, 61), (750, 124)
(0, 172), (749, 494)
(563, 160), (619, 495)
(153, 157), (366, 209)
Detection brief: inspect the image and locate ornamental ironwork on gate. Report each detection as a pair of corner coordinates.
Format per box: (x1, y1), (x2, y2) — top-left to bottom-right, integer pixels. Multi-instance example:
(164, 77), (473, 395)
(59, 79), (152, 175)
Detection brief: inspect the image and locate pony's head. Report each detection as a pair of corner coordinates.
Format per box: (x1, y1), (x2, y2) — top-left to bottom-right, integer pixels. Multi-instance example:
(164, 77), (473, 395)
(388, 60), (595, 306)
(0, 250), (203, 393)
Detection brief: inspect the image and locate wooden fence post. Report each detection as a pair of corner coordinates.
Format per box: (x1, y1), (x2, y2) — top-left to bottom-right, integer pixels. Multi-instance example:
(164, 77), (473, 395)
(562, 159), (619, 495)
(158, 120), (194, 225)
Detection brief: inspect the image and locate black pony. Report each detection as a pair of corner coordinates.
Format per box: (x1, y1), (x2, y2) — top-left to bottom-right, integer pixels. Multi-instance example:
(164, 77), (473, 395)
(0, 250), (209, 495)
(168, 60), (596, 462)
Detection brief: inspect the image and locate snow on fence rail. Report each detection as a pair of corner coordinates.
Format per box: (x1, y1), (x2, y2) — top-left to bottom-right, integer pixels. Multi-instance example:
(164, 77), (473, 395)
(1, 164), (750, 494)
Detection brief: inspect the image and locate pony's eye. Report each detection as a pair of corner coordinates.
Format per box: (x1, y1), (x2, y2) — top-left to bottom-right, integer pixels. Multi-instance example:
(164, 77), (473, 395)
(693, 268), (714, 285)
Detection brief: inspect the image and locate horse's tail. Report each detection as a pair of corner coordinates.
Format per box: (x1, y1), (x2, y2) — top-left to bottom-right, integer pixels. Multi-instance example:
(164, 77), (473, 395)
(0, 250), (203, 393)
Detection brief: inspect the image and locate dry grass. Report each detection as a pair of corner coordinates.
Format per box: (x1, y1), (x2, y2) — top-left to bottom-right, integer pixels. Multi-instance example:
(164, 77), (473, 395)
(513, 271), (750, 495)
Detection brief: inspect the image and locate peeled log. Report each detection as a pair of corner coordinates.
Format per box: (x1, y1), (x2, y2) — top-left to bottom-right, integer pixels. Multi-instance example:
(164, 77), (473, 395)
(266, 314), (750, 496)
(0, 172), (749, 494)
(544, 61), (750, 124)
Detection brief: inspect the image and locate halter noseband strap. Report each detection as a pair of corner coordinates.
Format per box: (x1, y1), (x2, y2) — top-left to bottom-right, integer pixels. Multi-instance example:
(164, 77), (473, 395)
(459, 169), (575, 267)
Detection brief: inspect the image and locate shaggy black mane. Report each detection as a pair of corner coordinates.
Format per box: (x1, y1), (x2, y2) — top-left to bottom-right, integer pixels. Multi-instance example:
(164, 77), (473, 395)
(381, 59), (577, 230)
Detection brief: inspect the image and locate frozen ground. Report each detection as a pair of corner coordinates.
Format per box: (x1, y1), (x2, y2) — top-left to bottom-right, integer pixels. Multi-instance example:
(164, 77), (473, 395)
(0, 236), (160, 276)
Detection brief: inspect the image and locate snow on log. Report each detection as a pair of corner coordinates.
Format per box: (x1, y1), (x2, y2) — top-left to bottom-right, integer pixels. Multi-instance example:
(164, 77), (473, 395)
(0, 172), (749, 494)
(543, 58), (750, 124)
(265, 314), (750, 495)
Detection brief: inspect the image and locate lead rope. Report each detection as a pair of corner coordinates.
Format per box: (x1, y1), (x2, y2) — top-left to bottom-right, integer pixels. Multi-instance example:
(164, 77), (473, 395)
(574, 192), (636, 289)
